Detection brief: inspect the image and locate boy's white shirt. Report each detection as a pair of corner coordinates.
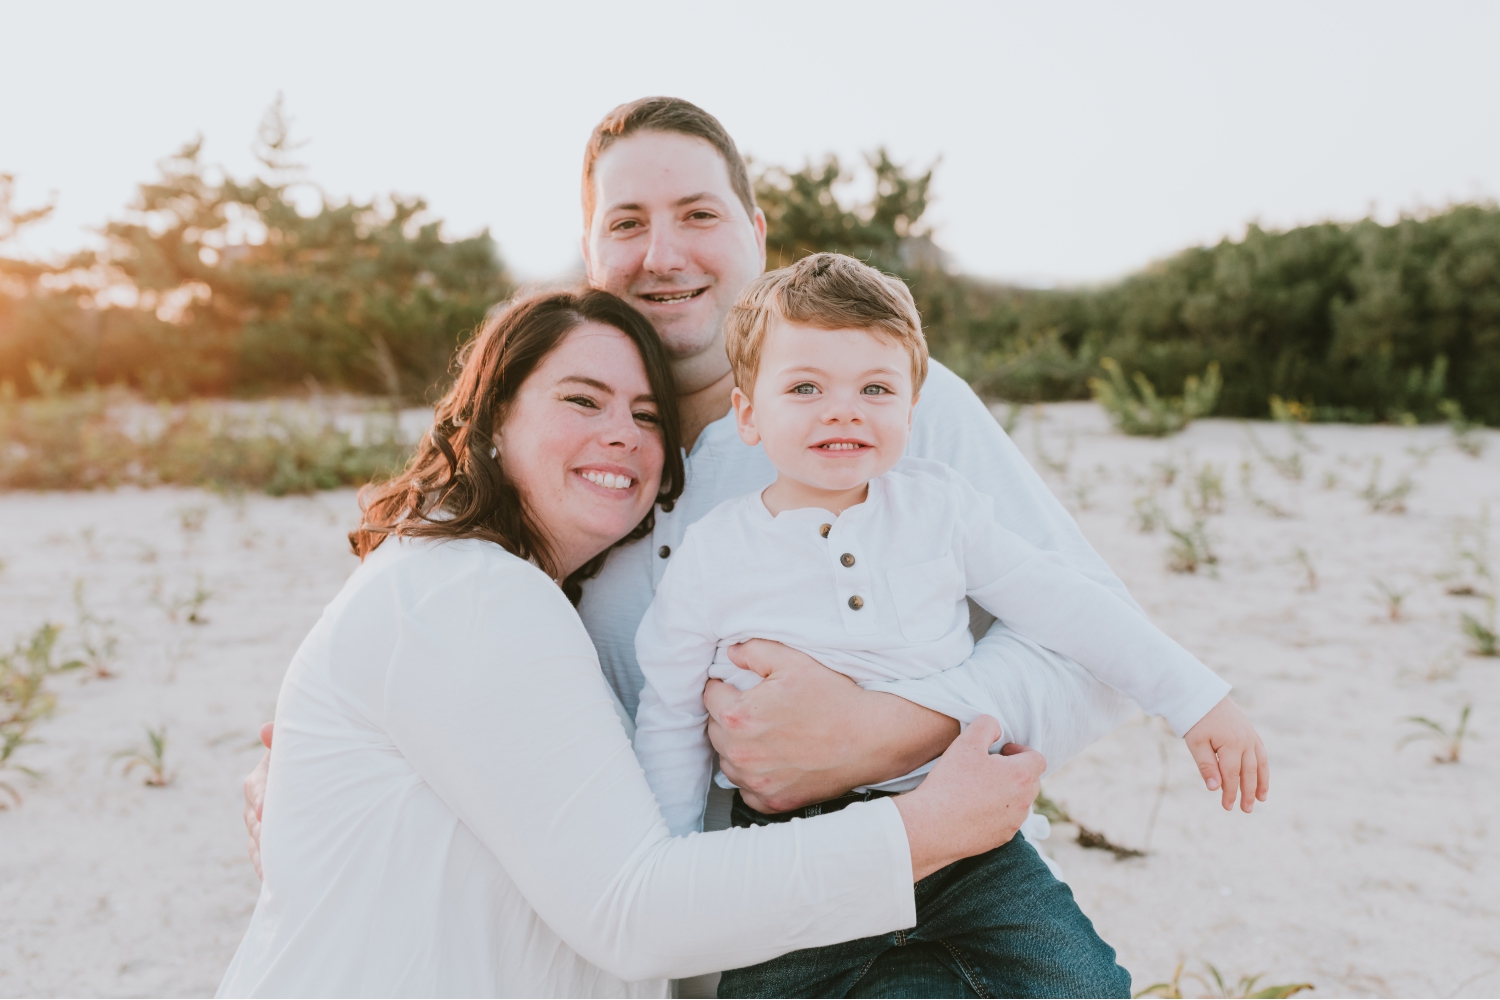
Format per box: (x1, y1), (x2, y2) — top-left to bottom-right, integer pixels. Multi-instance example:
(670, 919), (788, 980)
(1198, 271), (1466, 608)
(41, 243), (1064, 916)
(633, 458), (1230, 836)
(576, 361), (1197, 807)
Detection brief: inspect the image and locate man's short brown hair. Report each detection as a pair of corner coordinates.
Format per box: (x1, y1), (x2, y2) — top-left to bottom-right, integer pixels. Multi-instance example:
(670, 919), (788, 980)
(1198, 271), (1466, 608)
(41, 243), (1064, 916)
(725, 253), (928, 396)
(581, 97), (758, 229)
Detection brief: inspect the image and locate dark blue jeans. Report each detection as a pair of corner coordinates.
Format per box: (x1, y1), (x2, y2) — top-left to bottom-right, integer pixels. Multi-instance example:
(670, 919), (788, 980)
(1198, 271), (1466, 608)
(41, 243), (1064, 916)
(719, 791), (1130, 999)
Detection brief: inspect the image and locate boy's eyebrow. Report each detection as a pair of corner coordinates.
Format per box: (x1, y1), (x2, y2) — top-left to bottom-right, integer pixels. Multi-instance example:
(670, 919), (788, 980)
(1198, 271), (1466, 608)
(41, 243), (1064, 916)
(777, 364), (904, 378)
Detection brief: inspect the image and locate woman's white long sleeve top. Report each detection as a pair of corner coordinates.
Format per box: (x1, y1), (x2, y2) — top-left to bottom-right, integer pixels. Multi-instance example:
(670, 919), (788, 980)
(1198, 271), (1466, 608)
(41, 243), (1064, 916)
(217, 537), (916, 998)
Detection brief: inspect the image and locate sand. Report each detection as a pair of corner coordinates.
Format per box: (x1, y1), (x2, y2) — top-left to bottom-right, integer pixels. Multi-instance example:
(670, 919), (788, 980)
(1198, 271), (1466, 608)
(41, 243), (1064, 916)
(1, 403), (1497, 998)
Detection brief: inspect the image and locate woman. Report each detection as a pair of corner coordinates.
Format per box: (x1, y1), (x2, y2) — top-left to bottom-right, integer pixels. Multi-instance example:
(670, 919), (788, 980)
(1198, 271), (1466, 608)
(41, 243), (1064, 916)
(217, 289), (1043, 998)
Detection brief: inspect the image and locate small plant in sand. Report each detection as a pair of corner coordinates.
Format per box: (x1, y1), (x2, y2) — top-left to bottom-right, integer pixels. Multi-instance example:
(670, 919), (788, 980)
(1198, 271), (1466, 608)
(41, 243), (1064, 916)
(1238, 460), (1291, 519)
(1439, 400), (1486, 458)
(1034, 790), (1145, 861)
(1089, 359), (1221, 437)
(112, 725), (173, 787)
(1359, 457), (1414, 514)
(1461, 601), (1498, 657)
(1371, 579), (1409, 622)
(1399, 704), (1474, 764)
(0, 624), (85, 806)
(1132, 493), (1166, 534)
(153, 574), (213, 625)
(1185, 463), (1225, 517)
(1167, 519), (1218, 575)
(1291, 547), (1318, 592)
(176, 504), (209, 552)
(73, 580), (120, 679)
(1443, 507), (1493, 598)
(1136, 961), (1313, 999)
(1245, 427), (1304, 481)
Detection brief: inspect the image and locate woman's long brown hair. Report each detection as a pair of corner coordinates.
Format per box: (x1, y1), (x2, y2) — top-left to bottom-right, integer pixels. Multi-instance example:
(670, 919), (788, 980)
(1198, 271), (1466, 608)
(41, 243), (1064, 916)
(349, 288), (684, 604)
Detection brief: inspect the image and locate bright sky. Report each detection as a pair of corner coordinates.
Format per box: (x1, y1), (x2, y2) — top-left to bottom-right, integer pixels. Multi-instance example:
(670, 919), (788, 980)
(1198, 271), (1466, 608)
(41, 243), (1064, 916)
(3, 1), (1498, 285)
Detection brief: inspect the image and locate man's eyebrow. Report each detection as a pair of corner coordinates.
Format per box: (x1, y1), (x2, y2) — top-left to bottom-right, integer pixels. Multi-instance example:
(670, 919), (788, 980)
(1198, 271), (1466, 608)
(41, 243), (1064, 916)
(675, 192), (723, 208)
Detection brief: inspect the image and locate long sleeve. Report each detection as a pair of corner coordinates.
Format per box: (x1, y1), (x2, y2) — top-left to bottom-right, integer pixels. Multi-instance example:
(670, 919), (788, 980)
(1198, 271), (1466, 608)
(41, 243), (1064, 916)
(382, 554), (916, 982)
(633, 541), (721, 836)
(893, 364), (1227, 763)
(952, 478), (1229, 737)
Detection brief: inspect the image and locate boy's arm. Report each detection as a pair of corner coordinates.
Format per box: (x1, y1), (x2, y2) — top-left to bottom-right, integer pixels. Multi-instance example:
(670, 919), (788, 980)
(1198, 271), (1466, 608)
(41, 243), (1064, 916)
(633, 549), (722, 837)
(953, 475), (1229, 737)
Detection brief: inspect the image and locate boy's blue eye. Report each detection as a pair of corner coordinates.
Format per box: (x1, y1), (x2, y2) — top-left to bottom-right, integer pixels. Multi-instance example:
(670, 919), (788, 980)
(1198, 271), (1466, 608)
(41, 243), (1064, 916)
(792, 383), (817, 394)
(862, 385), (889, 395)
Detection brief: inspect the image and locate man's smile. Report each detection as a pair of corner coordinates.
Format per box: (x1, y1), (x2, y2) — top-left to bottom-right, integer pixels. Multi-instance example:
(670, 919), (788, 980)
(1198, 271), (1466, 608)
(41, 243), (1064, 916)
(639, 287), (707, 305)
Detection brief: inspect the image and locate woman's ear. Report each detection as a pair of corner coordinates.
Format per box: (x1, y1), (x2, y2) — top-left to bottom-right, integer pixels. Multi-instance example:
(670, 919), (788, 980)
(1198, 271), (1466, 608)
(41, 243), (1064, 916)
(732, 386), (760, 446)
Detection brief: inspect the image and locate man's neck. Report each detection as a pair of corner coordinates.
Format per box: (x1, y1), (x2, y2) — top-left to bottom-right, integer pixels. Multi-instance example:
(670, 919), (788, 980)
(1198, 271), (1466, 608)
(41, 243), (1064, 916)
(677, 368), (735, 453)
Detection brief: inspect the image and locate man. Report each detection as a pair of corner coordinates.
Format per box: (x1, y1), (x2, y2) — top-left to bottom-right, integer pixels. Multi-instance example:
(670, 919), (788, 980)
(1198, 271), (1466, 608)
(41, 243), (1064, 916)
(246, 96), (1263, 995)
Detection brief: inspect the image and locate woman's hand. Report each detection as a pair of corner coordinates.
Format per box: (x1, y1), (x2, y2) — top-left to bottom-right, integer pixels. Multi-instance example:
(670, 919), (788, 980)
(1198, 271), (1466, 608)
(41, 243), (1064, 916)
(705, 639), (960, 813)
(893, 717), (1045, 880)
(243, 721), (273, 879)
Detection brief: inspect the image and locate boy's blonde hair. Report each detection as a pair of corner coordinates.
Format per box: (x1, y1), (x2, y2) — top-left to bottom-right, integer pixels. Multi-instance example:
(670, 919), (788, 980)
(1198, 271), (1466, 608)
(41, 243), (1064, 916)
(724, 253), (928, 396)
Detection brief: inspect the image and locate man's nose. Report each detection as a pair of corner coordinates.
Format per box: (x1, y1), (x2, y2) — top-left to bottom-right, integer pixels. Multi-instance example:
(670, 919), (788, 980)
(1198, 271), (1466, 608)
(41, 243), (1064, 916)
(642, 221), (689, 275)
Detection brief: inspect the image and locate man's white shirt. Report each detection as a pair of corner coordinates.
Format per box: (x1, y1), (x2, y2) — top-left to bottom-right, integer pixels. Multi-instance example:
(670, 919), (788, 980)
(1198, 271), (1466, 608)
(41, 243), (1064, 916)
(578, 360), (1195, 776)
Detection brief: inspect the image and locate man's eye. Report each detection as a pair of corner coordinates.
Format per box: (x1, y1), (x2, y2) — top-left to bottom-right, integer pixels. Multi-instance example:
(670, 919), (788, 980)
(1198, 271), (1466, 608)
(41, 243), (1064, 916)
(687, 210), (716, 221)
(612, 219), (641, 232)
(791, 383), (818, 395)
(862, 384), (891, 395)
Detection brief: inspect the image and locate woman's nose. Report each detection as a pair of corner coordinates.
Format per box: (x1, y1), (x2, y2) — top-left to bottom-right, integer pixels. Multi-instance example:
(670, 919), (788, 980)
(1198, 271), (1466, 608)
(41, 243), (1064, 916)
(601, 407), (644, 448)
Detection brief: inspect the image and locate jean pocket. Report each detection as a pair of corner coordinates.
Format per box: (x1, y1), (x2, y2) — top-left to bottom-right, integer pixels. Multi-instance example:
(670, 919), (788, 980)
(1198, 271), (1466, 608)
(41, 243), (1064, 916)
(887, 552), (962, 643)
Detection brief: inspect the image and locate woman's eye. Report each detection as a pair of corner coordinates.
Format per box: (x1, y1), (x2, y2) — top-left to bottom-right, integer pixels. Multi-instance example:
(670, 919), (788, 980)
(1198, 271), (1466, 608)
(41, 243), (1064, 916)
(564, 395), (599, 409)
(791, 383), (818, 395)
(633, 410), (660, 424)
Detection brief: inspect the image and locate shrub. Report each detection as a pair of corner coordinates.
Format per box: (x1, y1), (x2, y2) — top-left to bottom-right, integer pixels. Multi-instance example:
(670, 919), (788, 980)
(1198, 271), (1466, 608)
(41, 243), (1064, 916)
(1089, 359), (1221, 436)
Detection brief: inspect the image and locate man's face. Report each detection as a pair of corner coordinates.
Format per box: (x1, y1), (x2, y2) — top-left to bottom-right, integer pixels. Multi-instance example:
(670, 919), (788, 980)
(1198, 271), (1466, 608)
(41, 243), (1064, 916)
(583, 130), (766, 392)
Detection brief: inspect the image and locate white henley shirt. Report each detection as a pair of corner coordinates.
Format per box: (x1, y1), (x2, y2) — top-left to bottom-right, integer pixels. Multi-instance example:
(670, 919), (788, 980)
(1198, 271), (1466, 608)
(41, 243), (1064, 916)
(634, 459), (1230, 835)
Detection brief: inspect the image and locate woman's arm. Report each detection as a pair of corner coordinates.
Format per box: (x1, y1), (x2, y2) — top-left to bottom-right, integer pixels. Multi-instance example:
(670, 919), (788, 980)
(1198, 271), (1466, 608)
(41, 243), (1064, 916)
(383, 559), (1039, 982)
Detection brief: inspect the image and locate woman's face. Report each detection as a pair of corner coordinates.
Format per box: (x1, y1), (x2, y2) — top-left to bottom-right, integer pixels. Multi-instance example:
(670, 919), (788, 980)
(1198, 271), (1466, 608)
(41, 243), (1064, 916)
(495, 321), (665, 578)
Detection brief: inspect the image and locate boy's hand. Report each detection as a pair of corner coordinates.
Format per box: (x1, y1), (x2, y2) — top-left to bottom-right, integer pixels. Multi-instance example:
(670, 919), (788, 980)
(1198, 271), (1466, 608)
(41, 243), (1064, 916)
(1183, 696), (1268, 813)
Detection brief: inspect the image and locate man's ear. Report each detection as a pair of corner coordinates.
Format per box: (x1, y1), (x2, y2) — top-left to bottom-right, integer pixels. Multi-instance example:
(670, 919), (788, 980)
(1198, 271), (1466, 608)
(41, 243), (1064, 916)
(732, 386), (760, 446)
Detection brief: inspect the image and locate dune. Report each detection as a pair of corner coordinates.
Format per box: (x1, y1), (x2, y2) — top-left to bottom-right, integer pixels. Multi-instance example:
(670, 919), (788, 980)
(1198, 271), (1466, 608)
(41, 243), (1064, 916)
(0, 402), (1496, 997)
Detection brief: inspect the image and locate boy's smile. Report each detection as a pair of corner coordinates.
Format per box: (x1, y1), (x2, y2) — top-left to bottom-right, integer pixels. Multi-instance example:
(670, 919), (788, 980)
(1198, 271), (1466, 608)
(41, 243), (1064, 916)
(733, 319), (918, 516)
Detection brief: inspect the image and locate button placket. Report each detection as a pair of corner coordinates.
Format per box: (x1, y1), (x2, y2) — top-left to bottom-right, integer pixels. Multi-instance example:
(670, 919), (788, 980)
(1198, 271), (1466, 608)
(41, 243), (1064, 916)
(827, 522), (876, 634)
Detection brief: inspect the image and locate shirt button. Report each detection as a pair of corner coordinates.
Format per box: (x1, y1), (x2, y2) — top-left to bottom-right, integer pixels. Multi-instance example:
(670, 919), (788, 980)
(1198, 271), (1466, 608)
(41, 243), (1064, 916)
(840, 553), (855, 567)
(848, 595), (864, 610)
(819, 523), (832, 538)
(658, 545), (671, 558)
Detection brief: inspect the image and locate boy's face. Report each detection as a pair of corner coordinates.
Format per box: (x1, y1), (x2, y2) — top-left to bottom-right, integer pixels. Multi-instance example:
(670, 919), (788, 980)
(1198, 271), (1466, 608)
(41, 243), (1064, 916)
(733, 319), (917, 495)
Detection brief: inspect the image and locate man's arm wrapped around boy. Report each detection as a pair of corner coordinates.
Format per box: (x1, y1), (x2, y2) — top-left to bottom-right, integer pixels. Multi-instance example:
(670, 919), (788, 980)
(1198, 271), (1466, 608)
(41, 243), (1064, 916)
(633, 541), (723, 837)
(948, 467), (1229, 737)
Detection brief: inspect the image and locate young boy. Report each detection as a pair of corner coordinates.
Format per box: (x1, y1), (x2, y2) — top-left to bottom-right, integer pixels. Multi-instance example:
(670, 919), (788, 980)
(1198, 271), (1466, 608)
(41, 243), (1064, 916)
(634, 253), (1266, 998)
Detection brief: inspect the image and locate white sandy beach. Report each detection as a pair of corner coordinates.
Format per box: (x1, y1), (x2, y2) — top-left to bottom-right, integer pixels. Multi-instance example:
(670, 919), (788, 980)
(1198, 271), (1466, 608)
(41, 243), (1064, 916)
(1, 402), (1497, 998)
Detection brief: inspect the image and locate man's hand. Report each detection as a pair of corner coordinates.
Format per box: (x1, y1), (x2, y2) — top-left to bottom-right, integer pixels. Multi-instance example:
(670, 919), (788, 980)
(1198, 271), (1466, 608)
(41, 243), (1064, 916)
(1184, 696), (1268, 813)
(244, 721), (273, 879)
(705, 639), (959, 813)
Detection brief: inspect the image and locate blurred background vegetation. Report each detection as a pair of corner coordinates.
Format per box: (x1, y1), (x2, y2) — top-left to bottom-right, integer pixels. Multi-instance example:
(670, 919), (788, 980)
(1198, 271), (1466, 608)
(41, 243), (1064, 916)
(2, 102), (1496, 491)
